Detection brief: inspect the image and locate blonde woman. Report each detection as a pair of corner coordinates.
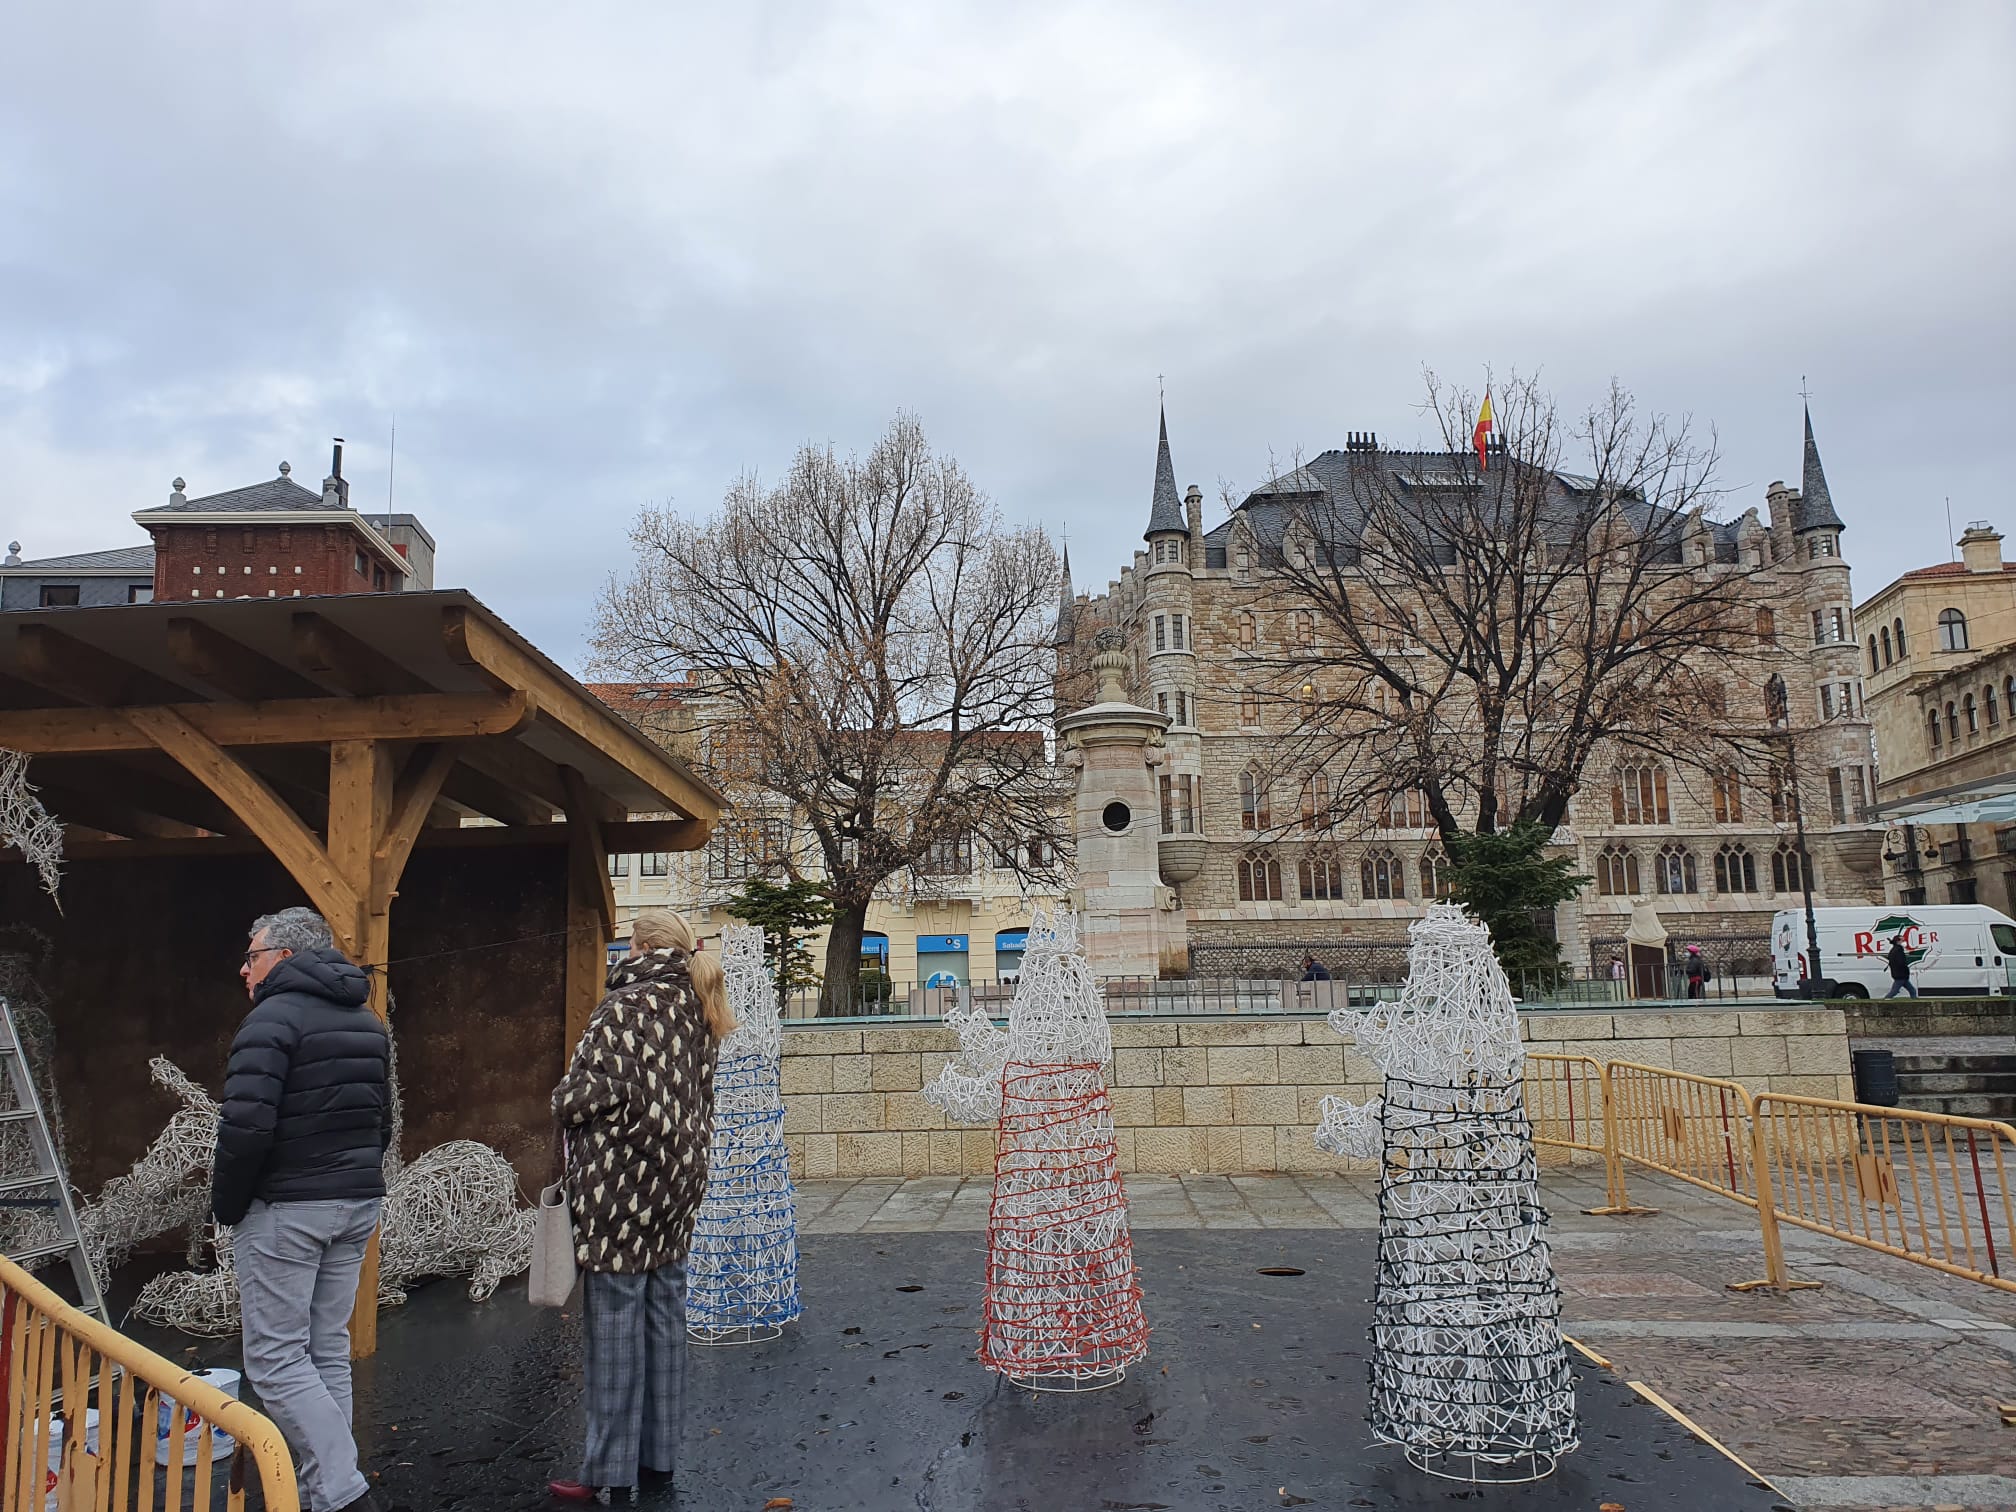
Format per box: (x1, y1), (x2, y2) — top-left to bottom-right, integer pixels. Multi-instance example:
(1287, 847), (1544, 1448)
(549, 910), (734, 1506)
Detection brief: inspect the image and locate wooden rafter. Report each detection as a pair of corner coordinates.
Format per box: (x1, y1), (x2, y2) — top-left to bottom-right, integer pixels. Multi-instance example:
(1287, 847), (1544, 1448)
(10, 624), (199, 707)
(3, 815), (710, 865)
(293, 612), (432, 696)
(440, 761), (555, 827)
(33, 784), (207, 840)
(0, 691), (531, 755)
(166, 617), (325, 702)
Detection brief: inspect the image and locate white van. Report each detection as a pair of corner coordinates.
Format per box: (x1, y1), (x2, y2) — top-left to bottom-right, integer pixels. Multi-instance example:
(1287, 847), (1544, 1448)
(1771, 905), (2016, 998)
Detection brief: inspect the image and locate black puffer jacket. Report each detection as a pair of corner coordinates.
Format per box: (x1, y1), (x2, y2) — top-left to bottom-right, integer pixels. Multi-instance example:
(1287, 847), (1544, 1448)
(211, 948), (392, 1226)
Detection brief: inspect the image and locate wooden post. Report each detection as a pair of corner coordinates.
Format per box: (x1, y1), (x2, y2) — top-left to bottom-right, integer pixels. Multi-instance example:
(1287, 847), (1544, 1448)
(328, 739), (393, 1358)
(561, 767), (617, 1065)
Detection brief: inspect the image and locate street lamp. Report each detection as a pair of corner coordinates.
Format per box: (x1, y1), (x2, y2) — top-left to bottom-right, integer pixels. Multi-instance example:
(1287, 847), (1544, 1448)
(1766, 672), (1824, 998)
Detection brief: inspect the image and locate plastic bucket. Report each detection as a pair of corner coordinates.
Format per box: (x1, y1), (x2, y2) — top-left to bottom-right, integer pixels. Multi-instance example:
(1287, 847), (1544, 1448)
(156, 1367), (239, 1467)
(47, 1409), (100, 1512)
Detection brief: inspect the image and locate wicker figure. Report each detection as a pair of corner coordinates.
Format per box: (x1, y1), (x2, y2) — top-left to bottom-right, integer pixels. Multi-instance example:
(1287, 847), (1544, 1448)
(924, 908), (1148, 1389)
(684, 924), (802, 1343)
(1313, 903), (1579, 1482)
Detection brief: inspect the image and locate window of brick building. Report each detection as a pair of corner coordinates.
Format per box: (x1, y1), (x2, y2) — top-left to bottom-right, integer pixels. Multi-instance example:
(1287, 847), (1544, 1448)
(919, 831), (973, 876)
(128, 585), (153, 603)
(1987, 684), (2000, 727)
(1771, 843), (1808, 894)
(1301, 773), (1331, 832)
(1420, 847), (1453, 899)
(1240, 770), (1270, 830)
(1154, 615), (1166, 651)
(639, 853), (670, 877)
(1928, 709), (1942, 751)
(1939, 607), (1968, 651)
(1237, 850), (1282, 902)
(1172, 614), (1185, 650)
(37, 585), (79, 607)
(1756, 607), (1776, 645)
(1596, 845), (1639, 896)
(1239, 692), (1260, 725)
(1712, 771), (1743, 824)
(1653, 843), (1697, 895)
(1966, 693), (1979, 734)
(1238, 612), (1255, 649)
(1714, 843), (1757, 894)
(1299, 851), (1344, 901)
(1159, 773), (1197, 834)
(1383, 790), (1428, 829)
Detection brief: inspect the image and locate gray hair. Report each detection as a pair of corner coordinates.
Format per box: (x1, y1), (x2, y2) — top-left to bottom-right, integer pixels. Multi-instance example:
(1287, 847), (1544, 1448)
(251, 907), (333, 955)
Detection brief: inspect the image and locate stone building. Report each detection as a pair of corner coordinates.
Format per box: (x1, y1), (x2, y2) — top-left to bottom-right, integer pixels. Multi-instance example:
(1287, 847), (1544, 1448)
(0, 543), (157, 609)
(1056, 405), (1886, 980)
(1858, 522), (2016, 909)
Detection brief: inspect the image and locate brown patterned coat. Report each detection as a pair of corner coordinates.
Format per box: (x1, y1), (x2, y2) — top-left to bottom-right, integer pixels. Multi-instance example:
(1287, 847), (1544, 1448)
(551, 947), (717, 1274)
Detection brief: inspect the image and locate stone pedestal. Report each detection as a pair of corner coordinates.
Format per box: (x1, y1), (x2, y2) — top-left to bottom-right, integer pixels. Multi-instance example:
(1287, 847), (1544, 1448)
(1056, 638), (1186, 979)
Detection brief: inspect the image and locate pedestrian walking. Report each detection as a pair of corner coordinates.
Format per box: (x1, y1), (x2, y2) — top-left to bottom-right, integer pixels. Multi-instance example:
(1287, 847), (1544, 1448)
(213, 907), (390, 1512)
(549, 910), (735, 1506)
(1885, 935), (1918, 998)
(1683, 944), (1712, 999)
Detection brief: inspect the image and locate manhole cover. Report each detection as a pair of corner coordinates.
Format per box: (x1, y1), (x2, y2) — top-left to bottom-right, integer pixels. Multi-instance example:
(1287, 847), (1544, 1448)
(1256, 1267), (1305, 1277)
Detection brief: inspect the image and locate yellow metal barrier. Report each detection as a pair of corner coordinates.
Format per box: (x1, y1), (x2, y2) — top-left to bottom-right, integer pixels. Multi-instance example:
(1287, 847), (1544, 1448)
(1753, 1093), (2016, 1296)
(0, 1254), (300, 1511)
(1599, 1061), (1818, 1293)
(1523, 1054), (1653, 1216)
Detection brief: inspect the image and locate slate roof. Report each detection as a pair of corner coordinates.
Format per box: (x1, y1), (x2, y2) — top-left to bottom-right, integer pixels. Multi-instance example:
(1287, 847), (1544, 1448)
(1795, 405), (1845, 533)
(137, 476), (330, 515)
(1199, 446), (1736, 564)
(1, 543), (156, 573)
(1145, 407), (1185, 538)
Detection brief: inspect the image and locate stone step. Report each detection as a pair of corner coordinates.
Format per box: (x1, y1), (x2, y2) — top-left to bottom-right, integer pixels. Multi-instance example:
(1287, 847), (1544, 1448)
(1896, 1070), (2016, 1094)
(1895, 1090), (2016, 1119)
(1892, 1054), (2016, 1075)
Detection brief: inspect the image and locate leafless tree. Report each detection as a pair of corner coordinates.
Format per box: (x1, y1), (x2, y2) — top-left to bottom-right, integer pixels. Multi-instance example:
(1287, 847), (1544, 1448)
(1234, 372), (1782, 844)
(593, 414), (1067, 1015)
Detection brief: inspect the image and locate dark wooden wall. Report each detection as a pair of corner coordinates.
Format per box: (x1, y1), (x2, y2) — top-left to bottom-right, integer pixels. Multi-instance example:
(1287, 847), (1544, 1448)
(0, 842), (567, 1193)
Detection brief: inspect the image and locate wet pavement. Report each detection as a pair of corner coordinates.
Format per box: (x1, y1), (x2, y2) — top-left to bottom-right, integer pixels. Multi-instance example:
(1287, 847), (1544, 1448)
(150, 1226), (1779, 1512)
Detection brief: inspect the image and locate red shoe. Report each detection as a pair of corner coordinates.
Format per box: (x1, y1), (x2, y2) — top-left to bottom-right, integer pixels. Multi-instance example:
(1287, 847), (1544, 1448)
(549, 1483), (594, 1504)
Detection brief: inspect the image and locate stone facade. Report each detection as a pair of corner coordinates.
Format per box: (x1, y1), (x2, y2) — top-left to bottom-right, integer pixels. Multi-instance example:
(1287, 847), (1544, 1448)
(778, 1007), (1854, 1179)
(1054, 408), (1886, 977)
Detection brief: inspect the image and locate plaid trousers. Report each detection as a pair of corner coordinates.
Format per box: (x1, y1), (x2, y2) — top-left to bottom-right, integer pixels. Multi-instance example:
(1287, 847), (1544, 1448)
(580, 1264), (686, 1488)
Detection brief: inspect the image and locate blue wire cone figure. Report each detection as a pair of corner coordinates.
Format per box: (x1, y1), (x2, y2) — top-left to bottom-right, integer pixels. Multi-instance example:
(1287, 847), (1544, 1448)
(686, 924), (801, 1344)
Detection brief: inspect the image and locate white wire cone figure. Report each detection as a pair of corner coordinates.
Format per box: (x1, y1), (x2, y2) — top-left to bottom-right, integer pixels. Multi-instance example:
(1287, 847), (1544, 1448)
(685, 923), (801, 1344)
(1313, 903), (1578, 1482)
(923, 907), (1148, 1390)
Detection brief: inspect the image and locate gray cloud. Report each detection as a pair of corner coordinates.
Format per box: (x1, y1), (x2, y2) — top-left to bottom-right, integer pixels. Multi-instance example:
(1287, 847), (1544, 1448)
(4, 1), (2011, 663)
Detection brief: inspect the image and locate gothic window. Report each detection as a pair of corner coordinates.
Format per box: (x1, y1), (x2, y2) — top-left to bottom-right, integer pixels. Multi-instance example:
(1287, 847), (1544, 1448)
(1867, 634), (1880, 673)
(1360, 847), (1406, 900)
(1301, 773), (1331, 832)
(1967, 693), (1979, 734)
(1713, 843), (1757, 894)
(1894, 616), (1907, 656)
(1712, 771), (1743, 824)
(1880, 625), (1892, 665)
(1596, 845), (1640, 897)
(1771, 843), (1809, 895)
(1420, 847), (1453, 899)
(1383, 790), (1428, 829)
(1299, 850), (1345, 901)
(1238, 612), (1256, 649)
(1237, 850), (1283, 902)
(1653, 842), (1697, 895)
(1611, 765), (1670, 825)
(1240, 769), (1270, 830)
(1947, 701), (1960, 740)
(1939, 608), (1969, 651)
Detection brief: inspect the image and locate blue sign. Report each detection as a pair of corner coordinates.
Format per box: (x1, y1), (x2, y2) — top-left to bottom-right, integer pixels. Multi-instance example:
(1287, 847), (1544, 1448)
(924, 971), (960, 989)
(860, 935), (891, 959)
(917, 935), (968, 953)
(994, 930), (1029, 951)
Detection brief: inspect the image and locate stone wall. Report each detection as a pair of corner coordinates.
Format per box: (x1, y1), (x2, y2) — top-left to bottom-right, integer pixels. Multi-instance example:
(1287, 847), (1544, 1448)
(1843, 996), (2016, 1039)
(780, 1005), (1853, 1180)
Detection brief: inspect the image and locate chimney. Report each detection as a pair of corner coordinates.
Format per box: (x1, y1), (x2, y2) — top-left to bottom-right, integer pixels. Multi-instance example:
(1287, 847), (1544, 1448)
(322, 438), (350, 509)
(1185, 483), (1203, 540)
(1960, 521), (2003, 574)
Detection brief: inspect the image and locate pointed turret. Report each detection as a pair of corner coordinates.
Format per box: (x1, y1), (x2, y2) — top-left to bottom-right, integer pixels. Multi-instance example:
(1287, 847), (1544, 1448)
(1145, 405), (1185, 539)
(1795, 404), (1844, 533)
(1052, 545), (1075, 646)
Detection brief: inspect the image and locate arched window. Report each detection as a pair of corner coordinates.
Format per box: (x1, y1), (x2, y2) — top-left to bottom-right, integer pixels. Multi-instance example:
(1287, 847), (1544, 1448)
(1654, 843), (1697, 896)
(1383, 790), (1428, 829)
(1360, 848), (1406, 900)
(1420, 847), (1453, 900)
(1300, 774), (1331, 832)
(1712, 771), (1743, 824)
(1928, 708), (1942, 750)
(1611, 765), (1671, 825)
(1988, 684), (2001, 727)
(1939, 608), (1968, 651)
(1756, 607), (1777, 645)
(1771, 843), (1808, 895)
(1237, 612), (1256, 649)
(1880, 625), (1893, 665)
(1240, 770), (1270, 831)
(1237, 850), (1283, 902)
(1966, 693), (1979, 734)
(1714, 843), (1757, 894)
(1947, 701), (1960, 740)
(1894, 616), (1908, 657)
(1298, 850), (1344, 901)
(1867, 634), (1880, 673)
(1596, 845), (1640, 897)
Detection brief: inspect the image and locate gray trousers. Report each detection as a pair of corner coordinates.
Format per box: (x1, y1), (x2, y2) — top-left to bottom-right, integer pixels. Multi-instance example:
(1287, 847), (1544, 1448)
(580, 1265), (686, 1488)
(235, 1198), (382, 1512)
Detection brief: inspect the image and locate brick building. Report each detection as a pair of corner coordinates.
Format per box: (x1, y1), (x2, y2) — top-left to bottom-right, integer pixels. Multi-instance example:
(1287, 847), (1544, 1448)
(1056, 405), (1886, 980)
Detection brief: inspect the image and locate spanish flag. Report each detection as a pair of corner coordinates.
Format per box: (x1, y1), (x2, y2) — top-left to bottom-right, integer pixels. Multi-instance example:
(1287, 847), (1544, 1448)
(1472, 390), (1493, 470)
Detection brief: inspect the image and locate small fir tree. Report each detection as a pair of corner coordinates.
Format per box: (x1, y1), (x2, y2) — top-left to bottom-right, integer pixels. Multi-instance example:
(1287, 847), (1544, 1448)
(723, 878), (833, 1009)
(1443, 823), (1590, 981)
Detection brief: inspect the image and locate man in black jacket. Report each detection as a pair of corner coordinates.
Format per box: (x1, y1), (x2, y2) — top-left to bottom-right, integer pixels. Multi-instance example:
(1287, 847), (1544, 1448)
(216, 907), (389, 1512)
(1885, 936), (1918, 998)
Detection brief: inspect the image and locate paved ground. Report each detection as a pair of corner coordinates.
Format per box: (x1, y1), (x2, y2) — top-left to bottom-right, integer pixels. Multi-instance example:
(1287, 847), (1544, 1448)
(799, 1172), (2016, 1512)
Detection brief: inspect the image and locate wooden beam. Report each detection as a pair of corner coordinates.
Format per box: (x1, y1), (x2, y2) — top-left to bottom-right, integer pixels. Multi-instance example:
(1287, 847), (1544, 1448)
(36, 756), (246, 835)
(33, 784), (207, 840)
(0, 691), (531, 755)
(457, 736), (616, 821)
(371, 743), (458, 911)
(441, 604), (721, 824)
(439, 762), (555, 828)
(0, 815), (713, 865)
(292, 612), (433, 697)
(561, 767), (617, 938)
(127, 706), (360, 931)
(165, 618), (326, 702)
(560, 764), (616, 1061)
(9, 624), (199, 707)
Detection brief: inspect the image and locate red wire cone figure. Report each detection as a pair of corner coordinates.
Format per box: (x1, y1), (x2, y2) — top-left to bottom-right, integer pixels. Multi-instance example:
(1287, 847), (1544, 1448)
(925, 908), (1148, 1389)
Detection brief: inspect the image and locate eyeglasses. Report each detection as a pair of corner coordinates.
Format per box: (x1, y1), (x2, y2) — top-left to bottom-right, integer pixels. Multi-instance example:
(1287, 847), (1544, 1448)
(241, 946), (287, 969)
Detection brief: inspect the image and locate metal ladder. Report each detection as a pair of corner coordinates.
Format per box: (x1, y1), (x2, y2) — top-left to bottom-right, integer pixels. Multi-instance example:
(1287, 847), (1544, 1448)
(0, 994), (106, 1321)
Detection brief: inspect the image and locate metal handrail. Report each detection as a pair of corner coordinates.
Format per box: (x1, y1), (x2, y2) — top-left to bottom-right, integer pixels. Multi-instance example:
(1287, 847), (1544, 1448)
(0, 1253), (301, 1510)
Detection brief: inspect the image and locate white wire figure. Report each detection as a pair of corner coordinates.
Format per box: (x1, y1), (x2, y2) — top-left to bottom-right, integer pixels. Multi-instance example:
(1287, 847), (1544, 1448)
(0, 749), (63, 904)
(923, 907), (1148, 1390)
(1314, 903), (1578, 1482)
(685, 923), (801, 1344)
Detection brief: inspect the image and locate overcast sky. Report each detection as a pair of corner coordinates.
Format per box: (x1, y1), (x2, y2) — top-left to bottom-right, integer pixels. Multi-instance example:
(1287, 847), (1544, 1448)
(4, 3), (2011, 669)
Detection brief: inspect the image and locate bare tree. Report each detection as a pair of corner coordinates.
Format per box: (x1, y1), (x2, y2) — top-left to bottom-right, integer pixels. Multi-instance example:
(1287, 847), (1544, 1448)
(1236, 372), (1779, 845)
(594, 414), (1067, 1015)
